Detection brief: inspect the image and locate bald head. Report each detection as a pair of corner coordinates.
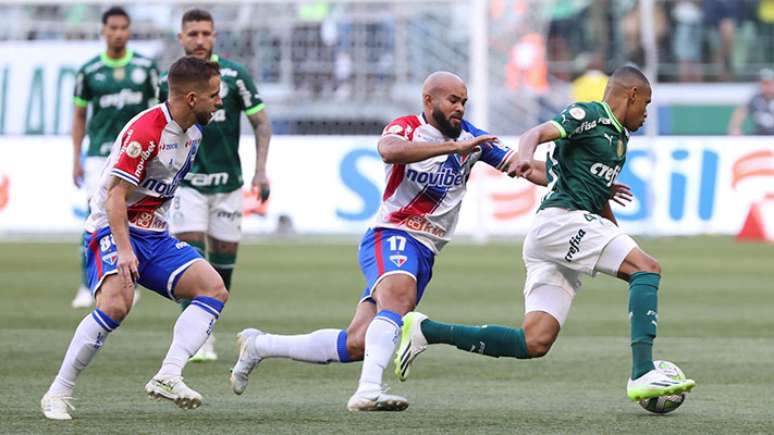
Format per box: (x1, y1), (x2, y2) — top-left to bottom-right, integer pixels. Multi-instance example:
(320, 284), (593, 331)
(423, 71), (466, 98)
(422, 71), (468, 138)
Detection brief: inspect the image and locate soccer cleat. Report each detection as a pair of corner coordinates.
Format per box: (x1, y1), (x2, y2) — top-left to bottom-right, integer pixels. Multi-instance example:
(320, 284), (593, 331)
(145, 375), (202, 410)
(627, 369), (696, 401)
(40, 393), (75, 420)
(71, 285), (93, 309)
(346, 385), (409, 412)
(229, 328), (264, 395)
(394, 311), (429, 382)
(189, 334), (217, 363)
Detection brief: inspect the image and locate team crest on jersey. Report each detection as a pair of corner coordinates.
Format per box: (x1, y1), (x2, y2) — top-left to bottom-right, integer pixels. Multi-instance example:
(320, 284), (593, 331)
(113, 68), (125, 81)
(616, 139), (624, 157)
(569, 107), (586, 120)
(389, 254), (408, 267)
(126, 141), (142, 158)
(131, 68), (147, 84)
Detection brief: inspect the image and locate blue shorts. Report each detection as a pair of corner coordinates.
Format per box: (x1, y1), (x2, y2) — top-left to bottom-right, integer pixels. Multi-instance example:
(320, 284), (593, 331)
(358, 228), (435, 305)
(84, 226), (203, 300)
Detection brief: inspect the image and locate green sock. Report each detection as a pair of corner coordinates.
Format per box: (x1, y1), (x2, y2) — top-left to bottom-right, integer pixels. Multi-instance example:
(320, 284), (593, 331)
(421, 319), (530, 359)
(209, 251), (236, 291)
(179, 240), (206, 311)
(629, 271), (660, 379)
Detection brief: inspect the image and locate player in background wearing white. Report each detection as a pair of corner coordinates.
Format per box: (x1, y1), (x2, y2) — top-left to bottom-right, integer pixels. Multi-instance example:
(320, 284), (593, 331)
(230, 71), (518, 411)
(394, 66), (696, 403)
(71, 7), (159, 309)
(161, 9), (272, 362)
(41, 56), (227, 420)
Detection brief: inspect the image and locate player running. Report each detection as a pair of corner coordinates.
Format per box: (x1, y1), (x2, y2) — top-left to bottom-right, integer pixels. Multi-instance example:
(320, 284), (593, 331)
(41, 56), (228, 420)
(229, 71), (516, 411)
(394, 66), (696, 402)
(159, 9), (272, 362)
(71, 6), (159, 309)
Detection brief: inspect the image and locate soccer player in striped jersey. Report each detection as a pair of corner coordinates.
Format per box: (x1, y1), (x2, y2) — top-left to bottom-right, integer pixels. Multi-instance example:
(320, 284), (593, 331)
(41, 57), (228, 420)
(394, 66), (696, 403)
(229, 71), (517, 411)
(71, 6), (159, 309)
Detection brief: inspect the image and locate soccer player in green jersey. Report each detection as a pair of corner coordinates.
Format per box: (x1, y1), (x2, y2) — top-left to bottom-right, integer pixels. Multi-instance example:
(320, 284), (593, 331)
(394, 66), (696, 402)
(158, 9), (272, 362)
(71, 6), (159, 309)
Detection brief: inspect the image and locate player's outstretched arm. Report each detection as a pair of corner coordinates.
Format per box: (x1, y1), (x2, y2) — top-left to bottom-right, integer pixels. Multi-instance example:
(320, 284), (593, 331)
(377, 134), (497, 164)
(105, 177), (139, 288)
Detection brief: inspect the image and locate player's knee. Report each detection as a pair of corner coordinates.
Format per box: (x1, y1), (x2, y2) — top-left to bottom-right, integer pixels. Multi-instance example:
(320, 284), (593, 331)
(524, 329), (556, 358)
(210, 283), (229, 303)
(96, 296), (131, 322)
(636, 256), (661, 274)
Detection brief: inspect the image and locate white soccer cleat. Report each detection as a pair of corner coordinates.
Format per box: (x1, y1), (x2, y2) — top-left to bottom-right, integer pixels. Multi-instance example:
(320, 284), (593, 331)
(189, 334), (217, 363)
(145, 375), (202, 410)
(41, 393), (75, 420)
(230, 328), (264, 395)
(70, 285), (93, 309)
(347, 385), (409, 412)
(627, 369), (696, 401)
(394, 311), (429, 382)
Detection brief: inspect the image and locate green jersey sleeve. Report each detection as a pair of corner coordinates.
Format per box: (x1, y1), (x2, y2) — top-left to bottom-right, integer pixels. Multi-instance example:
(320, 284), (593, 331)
(549, 102), (595, 139)
(73, 66), (91, 108)
(235, 65), (265, 115)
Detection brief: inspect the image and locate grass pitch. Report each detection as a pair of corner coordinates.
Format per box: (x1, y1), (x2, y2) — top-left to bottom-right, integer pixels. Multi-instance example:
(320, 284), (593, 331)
(1, 236), (772, 434)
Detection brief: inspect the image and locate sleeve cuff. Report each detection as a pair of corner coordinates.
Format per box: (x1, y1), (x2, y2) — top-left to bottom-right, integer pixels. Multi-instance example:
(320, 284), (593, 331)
(110, 169), (140, 186)
(244, 102), (265, 116)
(73, 96), (89, 108)
(548, 120), (567, 138)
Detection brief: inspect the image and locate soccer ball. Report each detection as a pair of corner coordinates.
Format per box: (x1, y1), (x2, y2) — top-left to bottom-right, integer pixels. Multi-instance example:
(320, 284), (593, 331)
(638, 360), (687, 414)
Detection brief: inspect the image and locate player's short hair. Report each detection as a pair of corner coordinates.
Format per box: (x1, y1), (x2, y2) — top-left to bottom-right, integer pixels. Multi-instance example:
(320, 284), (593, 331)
(101, 6), (130, 25)
(181, 8), (214, 27)
(610, 65), (650, 87)
(167, 56), (220, 95)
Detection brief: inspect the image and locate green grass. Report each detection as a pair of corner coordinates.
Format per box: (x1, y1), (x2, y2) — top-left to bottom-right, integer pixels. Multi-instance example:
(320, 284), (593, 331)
(1, 236), (773, 434)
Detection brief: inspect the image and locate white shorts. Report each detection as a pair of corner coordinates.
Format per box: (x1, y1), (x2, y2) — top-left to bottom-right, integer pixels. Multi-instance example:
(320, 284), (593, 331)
(84, 156), (108, 201)
(169, 186), (243, 243)
(522, 207), (638, 325)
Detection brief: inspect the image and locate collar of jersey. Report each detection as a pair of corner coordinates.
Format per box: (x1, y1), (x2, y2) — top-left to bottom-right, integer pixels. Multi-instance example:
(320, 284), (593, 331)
(100, 49), (134, 68)
(600, 101), (624, 133)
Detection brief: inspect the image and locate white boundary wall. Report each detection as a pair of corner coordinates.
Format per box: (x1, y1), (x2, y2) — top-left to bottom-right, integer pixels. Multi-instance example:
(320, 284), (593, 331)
(1, 135), (772, 238)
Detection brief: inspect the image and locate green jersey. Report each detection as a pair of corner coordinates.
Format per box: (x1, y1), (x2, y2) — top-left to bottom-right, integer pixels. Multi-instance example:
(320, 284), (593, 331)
(159, 55), (265, 194)
(74, 50), (159, 157)
(539, 101), (629, 215)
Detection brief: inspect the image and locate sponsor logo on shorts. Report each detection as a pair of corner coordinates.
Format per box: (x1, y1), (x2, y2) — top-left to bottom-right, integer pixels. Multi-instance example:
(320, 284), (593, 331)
(389, 254), (408, 267)
(564, 228), (586, 262)
(175, 241), (189, 249)
(216, 210), (243, 221)
(102, 252), (118, 265)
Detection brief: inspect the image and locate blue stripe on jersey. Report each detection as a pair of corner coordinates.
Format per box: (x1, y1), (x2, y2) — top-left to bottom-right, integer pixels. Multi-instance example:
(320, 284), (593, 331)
(461, 119), (511, 169)
(168, 140), (199, 196)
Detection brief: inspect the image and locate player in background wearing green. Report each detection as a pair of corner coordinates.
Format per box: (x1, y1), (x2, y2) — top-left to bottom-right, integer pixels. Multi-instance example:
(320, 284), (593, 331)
(71, 6), (159, 309)
(159, 9), (272, 362)
(395, 66), (696, 402)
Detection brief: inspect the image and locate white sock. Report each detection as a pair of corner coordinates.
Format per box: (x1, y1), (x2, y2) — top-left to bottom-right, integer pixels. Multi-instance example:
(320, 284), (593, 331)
(47, 309), (119, 396)
(252, 329), (349, 363)
(157, 297), (222, 377)
(357, 310), (402, 391)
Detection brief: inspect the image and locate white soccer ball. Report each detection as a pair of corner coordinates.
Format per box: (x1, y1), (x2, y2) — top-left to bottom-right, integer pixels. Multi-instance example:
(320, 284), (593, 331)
(638, 360), (687, 414)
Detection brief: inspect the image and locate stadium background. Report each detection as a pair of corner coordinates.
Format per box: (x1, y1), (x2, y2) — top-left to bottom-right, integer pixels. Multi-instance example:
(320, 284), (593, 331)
(1, 1), (773, 434)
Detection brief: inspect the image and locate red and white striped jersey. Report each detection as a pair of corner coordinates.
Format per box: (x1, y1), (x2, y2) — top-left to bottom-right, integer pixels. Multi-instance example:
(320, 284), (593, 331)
(374, 114), (514, 253)
(85, 103), (202, 233)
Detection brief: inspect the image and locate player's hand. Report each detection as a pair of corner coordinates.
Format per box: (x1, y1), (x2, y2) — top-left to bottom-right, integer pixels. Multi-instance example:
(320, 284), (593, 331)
(116, 248), (139, 289)
(73, 161), (84, 188)
(508, 159), (534, 179)
(611, 182), (633, 207)
(252, 171), (270, 203)
(454, 134), (497, 156)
